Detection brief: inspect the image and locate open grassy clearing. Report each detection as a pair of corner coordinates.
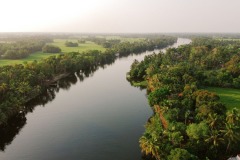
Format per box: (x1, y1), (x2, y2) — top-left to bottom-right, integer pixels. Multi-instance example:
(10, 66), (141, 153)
(0, 37), (144, 66)
(50, 39), (105, 53)
(0, 39), (105, 66)
(0, 52), (60, 66)
(205, 87), (240, 110)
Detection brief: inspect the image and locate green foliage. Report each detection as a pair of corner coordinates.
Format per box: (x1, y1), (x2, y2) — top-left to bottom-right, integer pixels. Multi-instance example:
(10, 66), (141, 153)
(0, 40), (105, 66)
(140, 115), (163, 159)
(51, 39), (105, 53)
(65, 41), (78, 47)
(42, 45), (61, 53)
(186, 122), (209, 140)
(0, 50), (115, 125)
(148, 87), (170, 106)
(167, 148), (198, 160)
(128, 37), (240, 159)
(0, 38), (50, 59)
(0, 35), (176, 127)
(78, 39), (85, 43)
(0, 36), (176, 66)
(225, 54), (240, 77)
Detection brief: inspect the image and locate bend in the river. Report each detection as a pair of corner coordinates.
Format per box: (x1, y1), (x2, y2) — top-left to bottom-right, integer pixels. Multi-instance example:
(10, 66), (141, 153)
(0, 38), (191, 160)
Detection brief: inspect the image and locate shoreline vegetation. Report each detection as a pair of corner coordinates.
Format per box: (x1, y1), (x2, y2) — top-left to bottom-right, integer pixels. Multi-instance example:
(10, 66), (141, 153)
(0, 35), (177, 126)
(128, 37), (240, 159)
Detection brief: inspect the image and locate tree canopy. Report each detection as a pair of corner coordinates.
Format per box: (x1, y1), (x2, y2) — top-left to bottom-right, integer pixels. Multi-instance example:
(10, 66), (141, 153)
(128, 37), (240, 159)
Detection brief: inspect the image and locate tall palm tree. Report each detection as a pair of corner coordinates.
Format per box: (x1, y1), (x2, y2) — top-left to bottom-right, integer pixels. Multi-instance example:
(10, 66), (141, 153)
(207, 113), (219, 130)
(0, 83), (7, 96)
(139, 134), (160, 160)
(220, 123), (240, 152)
(226, 108), (240, 125)
(205, 130), (224, 147)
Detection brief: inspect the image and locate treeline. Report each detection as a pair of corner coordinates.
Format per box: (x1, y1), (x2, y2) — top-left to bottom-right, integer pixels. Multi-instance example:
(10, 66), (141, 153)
(114, 38), (176, 57)
(0, 73), (83, 151)
(65, 41), (78, 47)
(128, 38), (240, 159)
(130, 38), (240, 88)
(0, 50), (115, 125)
(83, 36), (177, 56)
(81, 37), (121, 48)
(81, 36), (176, 50)
(0, 38), (53, 59)
(0, 36), (176, 126)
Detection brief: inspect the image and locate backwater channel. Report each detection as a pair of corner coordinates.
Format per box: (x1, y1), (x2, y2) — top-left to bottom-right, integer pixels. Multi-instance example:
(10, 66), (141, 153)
(0, 38), (191, 160)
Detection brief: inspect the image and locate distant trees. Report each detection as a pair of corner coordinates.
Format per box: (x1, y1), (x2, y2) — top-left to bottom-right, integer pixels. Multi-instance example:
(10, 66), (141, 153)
(167, 148), (197, 160)
(78, 40), (85, 43)
(65, 41), (78, 47)
(0, 38), (52, 59)
(42, 45), (61, 53)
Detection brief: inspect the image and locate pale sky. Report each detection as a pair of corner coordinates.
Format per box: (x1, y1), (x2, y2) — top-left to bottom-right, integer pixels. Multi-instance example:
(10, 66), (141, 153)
(0, 0), (240, 33)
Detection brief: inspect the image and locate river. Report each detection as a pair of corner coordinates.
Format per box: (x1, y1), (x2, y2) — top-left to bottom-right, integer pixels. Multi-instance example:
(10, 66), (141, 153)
(0, 38), (191, 160)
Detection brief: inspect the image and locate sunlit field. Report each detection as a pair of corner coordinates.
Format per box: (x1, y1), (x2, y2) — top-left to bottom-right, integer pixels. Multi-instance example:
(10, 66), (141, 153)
(0, 52), (60, 66)
(205, 87), (240, 110)
(0, 37), (146, 66)
(50, 39), (105, 53)
(0, 40), (105, 66)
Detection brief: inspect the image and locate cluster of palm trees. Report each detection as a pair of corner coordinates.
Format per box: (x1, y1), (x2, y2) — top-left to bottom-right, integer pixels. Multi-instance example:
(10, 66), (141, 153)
(128, 38), (240, 159)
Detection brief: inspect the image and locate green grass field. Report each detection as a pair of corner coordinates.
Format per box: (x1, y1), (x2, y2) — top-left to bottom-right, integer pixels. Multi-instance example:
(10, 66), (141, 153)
(0, 39), (105, 66)
(205, 87), (240, 110)
(0, 52), (60, 66)
(50, 39), (105, 53)
(0, 37), (144, 66)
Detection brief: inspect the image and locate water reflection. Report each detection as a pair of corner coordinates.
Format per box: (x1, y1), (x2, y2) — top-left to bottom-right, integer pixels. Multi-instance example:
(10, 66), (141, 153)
(0, 113), (26, 151)
(0, 38), (191, 159)
(0, 58), (115, 152)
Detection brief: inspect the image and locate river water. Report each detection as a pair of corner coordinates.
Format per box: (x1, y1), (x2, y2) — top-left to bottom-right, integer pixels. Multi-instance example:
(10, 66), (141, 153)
(0, 38), (191, 160)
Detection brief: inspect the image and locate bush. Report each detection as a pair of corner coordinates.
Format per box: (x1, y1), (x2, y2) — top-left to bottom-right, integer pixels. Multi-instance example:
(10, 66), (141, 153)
(42, 45), (61, 53)
(65, 41), (78, 47)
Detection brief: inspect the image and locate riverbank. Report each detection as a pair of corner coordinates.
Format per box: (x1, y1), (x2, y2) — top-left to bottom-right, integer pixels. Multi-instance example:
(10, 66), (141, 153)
(45, 73), (70, 85)
(0, 36), (177, 126)
(128, 38), (240, 159)
(1, 37), (196, 160)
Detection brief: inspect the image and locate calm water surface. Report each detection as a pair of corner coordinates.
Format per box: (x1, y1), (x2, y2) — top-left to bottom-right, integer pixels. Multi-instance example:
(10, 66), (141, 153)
(0, 38), (191, 160)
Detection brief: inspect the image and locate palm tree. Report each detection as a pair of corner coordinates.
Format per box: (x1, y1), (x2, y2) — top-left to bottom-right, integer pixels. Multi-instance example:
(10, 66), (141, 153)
(226, 108), (240, 125)
(139, 134), (160, 160)
(0, 83), (7, 96)
(220, 123), (240, 152)
(185, 110), (191, 125)
(207, 113), (219, 130)
(205, 130), (224, 147)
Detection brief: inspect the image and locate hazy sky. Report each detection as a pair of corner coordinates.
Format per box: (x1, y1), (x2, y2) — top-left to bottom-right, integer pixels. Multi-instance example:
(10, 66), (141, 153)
(0, 0), (240, 33)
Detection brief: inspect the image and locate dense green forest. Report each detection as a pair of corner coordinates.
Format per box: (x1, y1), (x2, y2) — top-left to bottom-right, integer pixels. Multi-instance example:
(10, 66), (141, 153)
(0, 37), (53, 59)
(0, 35), (176, 126)
(128, 38), (240, 159)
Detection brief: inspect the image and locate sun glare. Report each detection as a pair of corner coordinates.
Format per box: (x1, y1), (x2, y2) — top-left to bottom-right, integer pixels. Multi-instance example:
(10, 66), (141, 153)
(0, 0), (103, 32)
